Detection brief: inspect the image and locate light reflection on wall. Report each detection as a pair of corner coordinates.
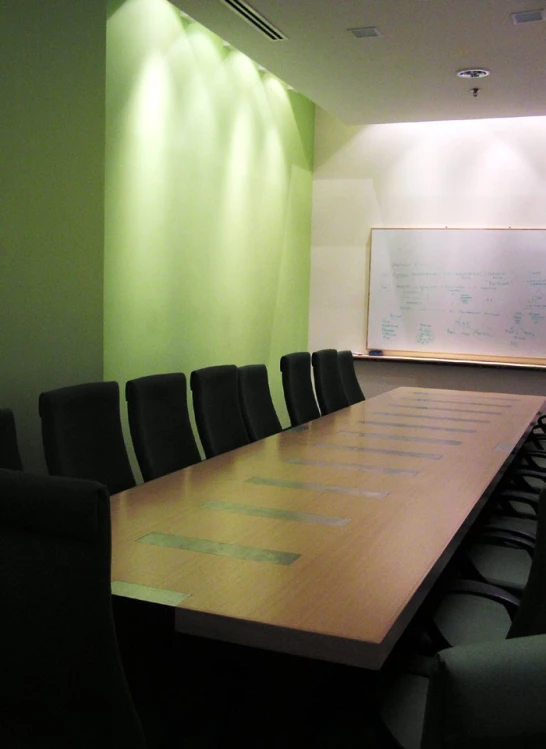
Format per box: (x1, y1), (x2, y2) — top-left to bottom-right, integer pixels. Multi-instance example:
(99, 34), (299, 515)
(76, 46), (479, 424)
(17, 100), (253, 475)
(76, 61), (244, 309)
(310, 108), (546, 354)
(105, 0), (314, 443)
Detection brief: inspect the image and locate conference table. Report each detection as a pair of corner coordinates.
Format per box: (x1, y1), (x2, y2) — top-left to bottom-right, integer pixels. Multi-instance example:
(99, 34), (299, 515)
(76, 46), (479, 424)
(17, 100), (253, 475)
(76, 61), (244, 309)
(111, 386), (544, 670)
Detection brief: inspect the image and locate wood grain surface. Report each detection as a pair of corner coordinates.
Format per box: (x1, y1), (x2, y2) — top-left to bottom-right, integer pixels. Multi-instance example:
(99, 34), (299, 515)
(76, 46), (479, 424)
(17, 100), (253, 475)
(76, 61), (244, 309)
(111, 387), (544, 668)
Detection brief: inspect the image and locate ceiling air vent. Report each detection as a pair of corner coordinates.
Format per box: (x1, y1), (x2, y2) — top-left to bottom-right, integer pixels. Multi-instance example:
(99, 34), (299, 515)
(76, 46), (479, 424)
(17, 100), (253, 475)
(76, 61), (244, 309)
(219, 0), (286, 41)
(511, 9), (545, 24)
(349, 27), (382, 39)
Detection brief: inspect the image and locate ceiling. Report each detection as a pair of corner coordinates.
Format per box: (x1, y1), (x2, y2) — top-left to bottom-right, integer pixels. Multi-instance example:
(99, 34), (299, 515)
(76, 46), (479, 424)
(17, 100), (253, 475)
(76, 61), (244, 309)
(173, 0), (546, 125)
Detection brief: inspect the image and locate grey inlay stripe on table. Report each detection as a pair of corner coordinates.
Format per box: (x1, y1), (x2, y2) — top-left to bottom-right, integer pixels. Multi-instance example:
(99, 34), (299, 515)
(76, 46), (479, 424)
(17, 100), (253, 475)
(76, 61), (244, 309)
(358, 420), (476, 434)
(140, 532), (300, 566)
(371, 411), (491, 424)
(399, 397), (513, 408)
(408, 391), (521, 404)
(247, 475), (388, 498)
(338, 430), (462, 446)
(286, 456), (419, 477)
(495, 443), (515, 452)
(202, 499), (351, 527)
(111, 580), (191, 606)
(391, 404), (504, 415)
(315, 443), (443, 460)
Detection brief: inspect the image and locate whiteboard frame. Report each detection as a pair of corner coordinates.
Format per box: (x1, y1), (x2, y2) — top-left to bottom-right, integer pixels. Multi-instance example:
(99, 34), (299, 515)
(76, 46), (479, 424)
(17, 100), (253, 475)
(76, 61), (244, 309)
(366, 228), (546, 366)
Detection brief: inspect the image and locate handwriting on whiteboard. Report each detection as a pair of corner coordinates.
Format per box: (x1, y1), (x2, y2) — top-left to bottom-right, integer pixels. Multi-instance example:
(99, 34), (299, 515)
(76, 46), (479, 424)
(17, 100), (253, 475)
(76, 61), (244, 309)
(368, 230), (546, 359)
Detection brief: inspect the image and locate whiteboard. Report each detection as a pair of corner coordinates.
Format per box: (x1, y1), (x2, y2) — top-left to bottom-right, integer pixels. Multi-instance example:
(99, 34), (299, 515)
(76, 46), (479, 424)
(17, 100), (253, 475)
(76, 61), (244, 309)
(367, 229), (546, 363)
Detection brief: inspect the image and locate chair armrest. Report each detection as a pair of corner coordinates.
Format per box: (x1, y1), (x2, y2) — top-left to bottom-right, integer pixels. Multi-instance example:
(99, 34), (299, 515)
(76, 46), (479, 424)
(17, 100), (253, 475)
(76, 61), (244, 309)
(477, 526), (535, 555)
(443, 579), (521, 617)
(533, 414), (546, 432)
(523, 436), (546, 451)
(508, 464), (546, 494)
(421, 634), (546, 749)
(424, 579), (521, 652)
(496, 489), (539, 517)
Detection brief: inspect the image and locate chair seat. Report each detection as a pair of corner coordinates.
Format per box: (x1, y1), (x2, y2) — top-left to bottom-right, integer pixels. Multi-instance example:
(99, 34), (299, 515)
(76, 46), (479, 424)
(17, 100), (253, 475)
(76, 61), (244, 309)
(433, 591), (514, 647)
(466, 542), (532, 594)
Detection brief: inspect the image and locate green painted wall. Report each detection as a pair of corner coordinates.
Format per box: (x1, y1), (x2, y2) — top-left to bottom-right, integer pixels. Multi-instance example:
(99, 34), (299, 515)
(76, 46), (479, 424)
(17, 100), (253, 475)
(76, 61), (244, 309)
(105, 0), (315, 454)
(0, 0), (313, 474)
(0, 1), (106, 471)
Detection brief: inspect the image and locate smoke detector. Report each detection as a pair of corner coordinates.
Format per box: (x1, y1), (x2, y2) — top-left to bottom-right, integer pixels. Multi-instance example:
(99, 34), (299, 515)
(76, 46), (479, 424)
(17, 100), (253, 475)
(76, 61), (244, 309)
(456, 69), (490, 79)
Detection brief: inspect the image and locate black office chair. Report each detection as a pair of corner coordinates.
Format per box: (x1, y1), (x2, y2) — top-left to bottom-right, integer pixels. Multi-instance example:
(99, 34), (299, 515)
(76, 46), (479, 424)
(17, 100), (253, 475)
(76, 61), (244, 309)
(279, 352), (320, 427)
(0, 407), (23, 470)
(374, 484), (546, 748)
(190, 365), (250, 458)
(523, 413), (546, 450)
(39, 381), (135, 494)
(459, 459), (546, 595)
(337, 350), (365, 405)
(376, 634), (546, 749)
(423, 634), (546, 748)
(126, 373), (201, 481)
(0, 468), (146, 749)
(419, 482), (546, 654)
(238, 364), (282, 441)
(311, 348), (349, 415)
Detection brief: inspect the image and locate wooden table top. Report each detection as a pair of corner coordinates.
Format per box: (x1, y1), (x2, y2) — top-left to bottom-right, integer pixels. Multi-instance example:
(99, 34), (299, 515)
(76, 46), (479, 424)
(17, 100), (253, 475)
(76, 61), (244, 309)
(111, 387), (544, 669)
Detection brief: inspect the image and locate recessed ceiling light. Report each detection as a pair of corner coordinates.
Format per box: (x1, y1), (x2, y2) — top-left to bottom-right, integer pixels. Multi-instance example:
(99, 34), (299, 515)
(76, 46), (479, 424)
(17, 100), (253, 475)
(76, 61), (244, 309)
(457, 68), (490, 79)
(348, 27), (382, 39)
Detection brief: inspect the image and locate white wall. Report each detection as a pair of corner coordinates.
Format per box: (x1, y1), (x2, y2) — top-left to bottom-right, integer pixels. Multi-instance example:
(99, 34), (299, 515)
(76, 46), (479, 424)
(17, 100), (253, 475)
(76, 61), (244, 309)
(354, 357), (546, 400)
(310, 110), (546, 358)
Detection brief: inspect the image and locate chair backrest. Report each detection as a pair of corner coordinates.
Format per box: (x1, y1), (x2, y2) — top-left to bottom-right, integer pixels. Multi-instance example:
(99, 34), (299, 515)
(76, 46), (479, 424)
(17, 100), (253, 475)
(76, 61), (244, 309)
(39, 381), (135, 495)
(0, 408), (23, 470)
(311, 349), (349, 415)
(126, 373), (201, 481)
(190, 365), (250, 458)
(422, 634), (546, 749)
(0, 469), (146, 749)
(280, 352), (321, 427)
(238, 364), (282, 441)
(337, 350), (365, 405)
(508, 484), (546, 638)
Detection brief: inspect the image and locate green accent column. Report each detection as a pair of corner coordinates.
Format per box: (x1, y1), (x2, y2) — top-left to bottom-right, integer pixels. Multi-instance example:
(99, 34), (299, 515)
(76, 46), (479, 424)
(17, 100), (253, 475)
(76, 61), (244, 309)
(105, 0), (315, 441)
(0, 1), (106, 471)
